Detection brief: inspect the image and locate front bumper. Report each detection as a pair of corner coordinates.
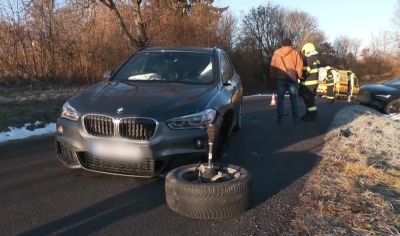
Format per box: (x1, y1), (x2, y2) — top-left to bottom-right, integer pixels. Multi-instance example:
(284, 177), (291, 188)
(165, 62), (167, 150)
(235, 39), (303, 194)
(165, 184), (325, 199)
(55, 117), (208, 177)
(357, 92), (388, 109)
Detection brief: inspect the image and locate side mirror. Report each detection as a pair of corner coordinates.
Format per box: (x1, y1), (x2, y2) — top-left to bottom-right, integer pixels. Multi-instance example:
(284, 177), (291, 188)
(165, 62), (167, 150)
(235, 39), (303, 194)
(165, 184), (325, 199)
(221, 71), (230, 86)
(223, 80), (232, 86)
(103, 70), (113, 81)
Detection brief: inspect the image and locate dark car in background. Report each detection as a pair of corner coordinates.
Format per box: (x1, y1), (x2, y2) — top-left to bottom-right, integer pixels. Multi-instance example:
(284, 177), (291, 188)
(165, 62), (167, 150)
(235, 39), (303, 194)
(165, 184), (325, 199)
(357, 78), (400, 114)
(55, 47), (243, 177)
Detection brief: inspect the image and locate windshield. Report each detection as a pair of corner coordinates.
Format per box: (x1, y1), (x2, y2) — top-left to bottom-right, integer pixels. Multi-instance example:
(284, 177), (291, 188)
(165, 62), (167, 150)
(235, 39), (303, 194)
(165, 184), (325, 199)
(384, 79), (400, 88)
(112, 52), (214, 84)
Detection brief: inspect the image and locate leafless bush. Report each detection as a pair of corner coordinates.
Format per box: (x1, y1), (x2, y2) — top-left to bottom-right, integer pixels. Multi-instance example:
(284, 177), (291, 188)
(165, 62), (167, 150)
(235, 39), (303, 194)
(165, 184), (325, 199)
(0, 0), (398, 89)
(0, 0), (232, 84)
(333, 35), (361, 69)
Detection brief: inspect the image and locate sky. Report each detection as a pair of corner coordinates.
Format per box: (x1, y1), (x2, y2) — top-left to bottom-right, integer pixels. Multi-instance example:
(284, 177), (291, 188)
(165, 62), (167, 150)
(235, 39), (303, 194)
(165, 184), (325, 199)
(215, 0), (397, 47)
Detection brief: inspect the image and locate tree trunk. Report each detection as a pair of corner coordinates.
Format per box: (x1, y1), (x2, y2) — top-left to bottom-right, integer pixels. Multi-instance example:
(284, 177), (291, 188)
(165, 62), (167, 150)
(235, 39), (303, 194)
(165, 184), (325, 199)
(131, 0), (149, 48)
(99, 0), (149, 49)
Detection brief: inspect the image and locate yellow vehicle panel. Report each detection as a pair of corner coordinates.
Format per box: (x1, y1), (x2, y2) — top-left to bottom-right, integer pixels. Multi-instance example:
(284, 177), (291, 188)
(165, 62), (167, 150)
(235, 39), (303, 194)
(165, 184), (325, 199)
(317, 70), (359, 97)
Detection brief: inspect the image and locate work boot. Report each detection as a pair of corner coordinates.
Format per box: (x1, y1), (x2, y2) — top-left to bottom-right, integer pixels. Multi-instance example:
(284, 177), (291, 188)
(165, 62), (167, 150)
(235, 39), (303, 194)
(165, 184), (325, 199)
(301, 111), (318, 122)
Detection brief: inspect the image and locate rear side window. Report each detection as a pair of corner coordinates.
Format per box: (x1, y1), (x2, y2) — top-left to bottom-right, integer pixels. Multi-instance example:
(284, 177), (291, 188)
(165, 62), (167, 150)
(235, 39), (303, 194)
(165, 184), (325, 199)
(112, 52), (214, 84)
(220, 54), (229, 83)
(223, 52), (234, 79)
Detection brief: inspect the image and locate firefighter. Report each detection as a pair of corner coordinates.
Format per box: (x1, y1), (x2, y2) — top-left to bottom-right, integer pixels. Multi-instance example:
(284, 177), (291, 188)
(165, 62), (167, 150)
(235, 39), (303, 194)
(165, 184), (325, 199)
(323, 66), (337, 103)
(300, 42), (321, 121)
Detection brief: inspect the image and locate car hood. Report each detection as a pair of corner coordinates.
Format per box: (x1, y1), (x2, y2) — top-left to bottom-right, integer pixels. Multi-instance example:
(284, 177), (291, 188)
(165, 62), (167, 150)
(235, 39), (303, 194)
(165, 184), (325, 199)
(361, 83), (400, 93)
(69, 81), (217, 120)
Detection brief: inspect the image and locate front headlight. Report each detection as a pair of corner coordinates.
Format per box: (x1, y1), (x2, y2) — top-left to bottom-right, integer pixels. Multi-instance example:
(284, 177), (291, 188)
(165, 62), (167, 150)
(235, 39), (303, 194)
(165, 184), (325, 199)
(61, 102), (80, 121)
(166, 109), (216, 129)
(375, 94), (391, 99)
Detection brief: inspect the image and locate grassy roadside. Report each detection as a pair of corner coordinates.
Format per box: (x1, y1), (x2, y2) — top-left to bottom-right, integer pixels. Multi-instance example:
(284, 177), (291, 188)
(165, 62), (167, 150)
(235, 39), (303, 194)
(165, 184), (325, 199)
(0, 99), (67, 132)
(0, 84), (87, 132)
(291, 105), (400, 235)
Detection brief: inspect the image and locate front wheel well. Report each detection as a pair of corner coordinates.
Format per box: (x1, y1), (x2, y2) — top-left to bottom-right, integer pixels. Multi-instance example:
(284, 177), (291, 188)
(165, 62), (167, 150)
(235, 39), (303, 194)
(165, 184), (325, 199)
(220, 109), (234, 138)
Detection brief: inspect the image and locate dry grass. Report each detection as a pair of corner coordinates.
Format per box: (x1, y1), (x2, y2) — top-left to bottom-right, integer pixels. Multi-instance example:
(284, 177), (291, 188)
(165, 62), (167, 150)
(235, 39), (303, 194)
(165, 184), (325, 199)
(0, 84), (87, 132)
(0, 84), (87, 105)
(291, 106), (400, 235)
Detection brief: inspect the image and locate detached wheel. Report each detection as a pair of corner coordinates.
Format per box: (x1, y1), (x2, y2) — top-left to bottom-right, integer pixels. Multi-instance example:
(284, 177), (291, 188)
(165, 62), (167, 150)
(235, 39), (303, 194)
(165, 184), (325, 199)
(384, 99), (400, 114)
(165, 163), (250, 219)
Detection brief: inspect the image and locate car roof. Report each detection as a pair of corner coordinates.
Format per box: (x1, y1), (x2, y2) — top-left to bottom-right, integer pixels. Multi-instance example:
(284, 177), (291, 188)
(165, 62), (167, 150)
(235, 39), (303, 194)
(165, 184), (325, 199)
(140, 46), (218, 54)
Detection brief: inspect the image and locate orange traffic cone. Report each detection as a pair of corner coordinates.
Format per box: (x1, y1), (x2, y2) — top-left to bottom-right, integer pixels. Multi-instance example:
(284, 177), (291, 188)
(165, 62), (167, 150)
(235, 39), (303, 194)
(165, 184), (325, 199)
(270, 93), (276, 106)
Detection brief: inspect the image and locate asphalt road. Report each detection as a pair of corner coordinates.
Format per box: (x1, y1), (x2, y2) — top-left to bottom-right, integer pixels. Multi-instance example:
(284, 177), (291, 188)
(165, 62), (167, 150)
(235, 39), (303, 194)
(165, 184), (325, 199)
(0, 97), (350, 235)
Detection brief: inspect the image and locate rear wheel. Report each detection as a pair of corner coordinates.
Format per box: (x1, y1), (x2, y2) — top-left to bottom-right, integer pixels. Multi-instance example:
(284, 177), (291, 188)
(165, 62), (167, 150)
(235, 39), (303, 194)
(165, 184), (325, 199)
(384, 99), (400, 114)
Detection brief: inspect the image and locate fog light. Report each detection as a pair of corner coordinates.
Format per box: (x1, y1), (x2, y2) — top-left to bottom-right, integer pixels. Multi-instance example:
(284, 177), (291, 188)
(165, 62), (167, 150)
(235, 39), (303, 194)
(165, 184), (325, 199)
(57, 125), (64, 134)
(194, 138), (205, 149)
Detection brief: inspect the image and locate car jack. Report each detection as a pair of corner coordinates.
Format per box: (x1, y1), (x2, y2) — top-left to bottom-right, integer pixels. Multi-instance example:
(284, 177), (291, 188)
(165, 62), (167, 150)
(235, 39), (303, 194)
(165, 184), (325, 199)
(197, 124), (236, 183)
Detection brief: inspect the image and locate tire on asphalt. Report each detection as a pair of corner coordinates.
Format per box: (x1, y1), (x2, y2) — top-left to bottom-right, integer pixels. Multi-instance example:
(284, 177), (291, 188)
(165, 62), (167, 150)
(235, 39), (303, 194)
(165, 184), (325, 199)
(165, 163), (250, 219)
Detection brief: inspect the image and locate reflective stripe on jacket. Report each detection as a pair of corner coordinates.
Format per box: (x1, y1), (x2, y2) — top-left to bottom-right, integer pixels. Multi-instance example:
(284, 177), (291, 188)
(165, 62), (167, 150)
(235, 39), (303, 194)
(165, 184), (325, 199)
(302, 54), (320, 86)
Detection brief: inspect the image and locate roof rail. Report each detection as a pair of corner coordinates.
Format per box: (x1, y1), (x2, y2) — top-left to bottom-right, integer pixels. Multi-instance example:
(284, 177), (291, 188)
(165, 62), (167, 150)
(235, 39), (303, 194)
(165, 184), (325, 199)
(138, 45), (157, 51)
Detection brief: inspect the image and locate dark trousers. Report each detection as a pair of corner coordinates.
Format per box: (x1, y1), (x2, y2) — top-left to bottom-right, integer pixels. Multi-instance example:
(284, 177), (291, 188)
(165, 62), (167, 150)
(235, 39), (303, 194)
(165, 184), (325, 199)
(276, 80), (299, 121)
(326, 85), (335, 99)
(301, 85), (318, 112)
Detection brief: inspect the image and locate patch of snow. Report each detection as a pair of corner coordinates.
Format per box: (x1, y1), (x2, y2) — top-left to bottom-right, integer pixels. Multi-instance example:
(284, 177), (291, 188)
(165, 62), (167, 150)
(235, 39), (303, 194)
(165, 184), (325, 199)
(34, 121), (43, 126)
(384, 113), (400, 123)
(0, 122), (55, 143)
(243, 93), (290, 100)
(244, 94), (272, 98)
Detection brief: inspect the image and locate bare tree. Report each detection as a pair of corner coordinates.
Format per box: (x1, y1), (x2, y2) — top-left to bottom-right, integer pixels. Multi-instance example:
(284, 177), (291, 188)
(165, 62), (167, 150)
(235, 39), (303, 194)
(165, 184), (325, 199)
(242, 3), (286, 60)
(241, 3), (323, 61)
(333, 35), (361, 68)
(285, 10), (319, 48)
(98, 0), (149, 49)
(215, 12), (237, 53)
(0, 0), (39, 80)
(239, 2), (327, 90)
(0, 0), (231, 83)
(393, 0), (400, 49)
(367, 32), (395, 64)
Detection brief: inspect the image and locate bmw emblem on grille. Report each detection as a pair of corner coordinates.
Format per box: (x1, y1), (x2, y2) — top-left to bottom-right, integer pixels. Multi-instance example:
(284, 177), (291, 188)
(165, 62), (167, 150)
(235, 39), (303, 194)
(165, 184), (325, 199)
(116, 107), (124, 114)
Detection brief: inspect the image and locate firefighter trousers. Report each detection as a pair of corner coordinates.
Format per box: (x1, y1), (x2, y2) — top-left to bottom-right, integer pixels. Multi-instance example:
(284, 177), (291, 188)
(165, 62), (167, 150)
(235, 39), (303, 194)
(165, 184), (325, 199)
(326, 84), (335, 100)
(301, 84), (318, 112)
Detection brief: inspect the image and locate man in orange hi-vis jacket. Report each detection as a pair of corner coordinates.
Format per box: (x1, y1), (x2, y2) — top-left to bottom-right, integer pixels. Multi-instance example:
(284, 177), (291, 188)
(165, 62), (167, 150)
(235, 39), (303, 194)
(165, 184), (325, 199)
(270, 38), (303, 124)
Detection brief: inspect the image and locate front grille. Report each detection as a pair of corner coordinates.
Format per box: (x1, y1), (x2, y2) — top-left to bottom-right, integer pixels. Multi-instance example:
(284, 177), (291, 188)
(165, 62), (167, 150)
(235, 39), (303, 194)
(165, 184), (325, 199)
(77, 152), (155, 176)
(84, 115), (114, 137)
(83, 114), (157, 140)
(119, 118), (156, 140)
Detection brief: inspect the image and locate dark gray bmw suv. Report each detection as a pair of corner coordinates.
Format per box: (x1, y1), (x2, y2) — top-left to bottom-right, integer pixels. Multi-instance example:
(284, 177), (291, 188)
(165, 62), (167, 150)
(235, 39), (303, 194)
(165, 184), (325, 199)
(56, 47), (243, 177)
